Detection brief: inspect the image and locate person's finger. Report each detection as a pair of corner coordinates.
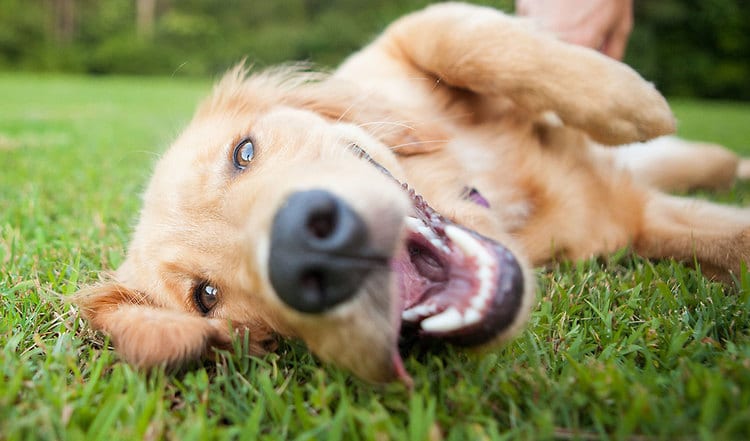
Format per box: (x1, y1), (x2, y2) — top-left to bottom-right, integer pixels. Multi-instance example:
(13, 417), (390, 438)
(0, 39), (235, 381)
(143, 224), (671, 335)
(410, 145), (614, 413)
(566, 32), (601, 49)
(601, 11), (633, 59)
(516, 0), (529, 15)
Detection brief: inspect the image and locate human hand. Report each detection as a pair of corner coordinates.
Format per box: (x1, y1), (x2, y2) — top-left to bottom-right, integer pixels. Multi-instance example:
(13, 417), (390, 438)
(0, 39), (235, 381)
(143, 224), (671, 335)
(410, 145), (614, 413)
(516, 0), (633, 60)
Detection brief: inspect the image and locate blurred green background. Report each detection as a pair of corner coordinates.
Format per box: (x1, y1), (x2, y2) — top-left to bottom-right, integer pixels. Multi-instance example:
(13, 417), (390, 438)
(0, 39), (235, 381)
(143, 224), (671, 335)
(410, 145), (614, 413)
(1, 0), (749, 99)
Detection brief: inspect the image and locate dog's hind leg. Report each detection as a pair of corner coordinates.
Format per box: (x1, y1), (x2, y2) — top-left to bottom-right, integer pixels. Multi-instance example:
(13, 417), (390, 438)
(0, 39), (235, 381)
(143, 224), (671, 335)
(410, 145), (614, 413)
(612, 137), (743, 192)
(738, 158), (750, 180)
(634, 192), (750, 280)
(376, 2), (675, 145)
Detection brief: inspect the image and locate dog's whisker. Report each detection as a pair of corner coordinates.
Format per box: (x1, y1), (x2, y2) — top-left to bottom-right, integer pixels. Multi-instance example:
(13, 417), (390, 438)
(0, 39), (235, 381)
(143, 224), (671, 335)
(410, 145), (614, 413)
(355, 120), (419, 141)
(357, 121), (417, 131)
(389, 139), (450, 151)
(335, 87), (380, 124)
(358, 113), (471, 139)
(423, 112), (474, 123)
(335, 100), (359, 124)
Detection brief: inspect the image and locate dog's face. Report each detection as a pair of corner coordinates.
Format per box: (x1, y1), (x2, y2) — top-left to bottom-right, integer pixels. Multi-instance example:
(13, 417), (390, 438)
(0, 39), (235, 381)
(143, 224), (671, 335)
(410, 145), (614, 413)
(76, 70), (534, 383)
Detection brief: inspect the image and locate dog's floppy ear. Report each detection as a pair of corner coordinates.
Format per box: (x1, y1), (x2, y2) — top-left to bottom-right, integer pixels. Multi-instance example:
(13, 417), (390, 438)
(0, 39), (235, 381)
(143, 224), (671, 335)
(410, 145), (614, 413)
(73, 282), (232, 369)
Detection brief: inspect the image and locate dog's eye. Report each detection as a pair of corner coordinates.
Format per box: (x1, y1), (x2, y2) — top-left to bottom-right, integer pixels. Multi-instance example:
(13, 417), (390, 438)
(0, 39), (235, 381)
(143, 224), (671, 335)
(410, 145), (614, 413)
(194, 282), (219, 314)
(232, 137), (255, 170)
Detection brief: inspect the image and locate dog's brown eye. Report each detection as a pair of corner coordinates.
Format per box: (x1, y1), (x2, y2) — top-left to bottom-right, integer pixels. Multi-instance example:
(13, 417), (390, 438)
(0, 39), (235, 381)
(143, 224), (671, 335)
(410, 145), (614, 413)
(194, 282), (219, 314)
(232, 137), (255, 170)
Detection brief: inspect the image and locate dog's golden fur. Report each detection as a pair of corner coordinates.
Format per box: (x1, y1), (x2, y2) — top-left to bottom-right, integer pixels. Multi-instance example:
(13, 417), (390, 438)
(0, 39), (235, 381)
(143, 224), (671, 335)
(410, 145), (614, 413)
(75, 3), (750, 382)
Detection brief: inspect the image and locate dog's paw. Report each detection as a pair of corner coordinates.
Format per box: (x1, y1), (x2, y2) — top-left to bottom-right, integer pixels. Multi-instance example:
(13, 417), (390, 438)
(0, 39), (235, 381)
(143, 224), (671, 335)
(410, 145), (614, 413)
(561, 51), (676, 145)
(591, 85), (675, 146)
(737, 228), (750, 272)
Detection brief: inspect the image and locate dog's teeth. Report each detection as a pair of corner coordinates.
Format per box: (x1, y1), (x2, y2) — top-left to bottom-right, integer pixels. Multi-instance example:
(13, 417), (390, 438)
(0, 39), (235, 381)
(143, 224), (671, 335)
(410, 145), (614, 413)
(478, 265), (492, 284)
(430, 238), (450, 254)
(444, 225), (501, 318)
(445, 226), (481, 258)
(405, 216), (424, 233)
(420, 307), (463, 332)
(463, 307), (482, 326)
(444, 225), (495, 268)
(420, 225), (437, 239)
(406, 216), (449, 253)
(473, 265), (494, 306)
(406, 216), (437, 238)
(470, 291), (488, 310)
(401, 309), (420, 322)
(401, 303), (436, 322)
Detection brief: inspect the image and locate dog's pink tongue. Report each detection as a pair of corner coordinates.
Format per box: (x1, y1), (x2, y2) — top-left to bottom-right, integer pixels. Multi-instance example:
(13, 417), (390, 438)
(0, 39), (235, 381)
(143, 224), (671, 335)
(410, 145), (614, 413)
(392, 351), (413, 388)
(388, 269), (412, 387)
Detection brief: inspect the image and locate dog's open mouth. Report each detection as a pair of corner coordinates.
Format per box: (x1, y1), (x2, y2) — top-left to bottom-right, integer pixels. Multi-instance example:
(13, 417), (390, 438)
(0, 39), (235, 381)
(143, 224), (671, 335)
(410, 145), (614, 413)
(346, 146), (527, 383)
(391, 186), (525, 347)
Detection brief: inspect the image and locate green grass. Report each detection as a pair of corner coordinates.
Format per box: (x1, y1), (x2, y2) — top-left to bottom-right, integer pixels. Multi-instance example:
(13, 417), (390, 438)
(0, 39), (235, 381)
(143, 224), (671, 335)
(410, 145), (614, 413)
(1, 73), (749, 440)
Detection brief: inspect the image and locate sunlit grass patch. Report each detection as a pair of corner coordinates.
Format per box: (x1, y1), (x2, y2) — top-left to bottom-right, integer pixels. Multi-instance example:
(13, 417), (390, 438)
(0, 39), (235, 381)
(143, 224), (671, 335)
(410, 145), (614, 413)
(1, 74), (749, 440)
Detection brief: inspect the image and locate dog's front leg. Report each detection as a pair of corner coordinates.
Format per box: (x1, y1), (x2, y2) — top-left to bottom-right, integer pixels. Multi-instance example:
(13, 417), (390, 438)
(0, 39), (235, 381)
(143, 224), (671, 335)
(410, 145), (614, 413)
(378, 2), (675, 146)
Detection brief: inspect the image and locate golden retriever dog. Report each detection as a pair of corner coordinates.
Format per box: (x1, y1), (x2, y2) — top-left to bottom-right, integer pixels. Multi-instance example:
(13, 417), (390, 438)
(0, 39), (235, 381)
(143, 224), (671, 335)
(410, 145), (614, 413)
(75, 2), (750, 383)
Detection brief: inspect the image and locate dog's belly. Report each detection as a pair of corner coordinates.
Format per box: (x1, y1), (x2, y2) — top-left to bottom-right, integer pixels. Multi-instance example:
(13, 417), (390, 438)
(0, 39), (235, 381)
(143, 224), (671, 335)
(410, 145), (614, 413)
(515, 149), (645, 265)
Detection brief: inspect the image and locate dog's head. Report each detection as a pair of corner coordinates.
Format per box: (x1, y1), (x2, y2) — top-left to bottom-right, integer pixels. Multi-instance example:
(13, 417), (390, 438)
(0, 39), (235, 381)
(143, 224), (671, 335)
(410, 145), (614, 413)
(75, 67), (534, 383)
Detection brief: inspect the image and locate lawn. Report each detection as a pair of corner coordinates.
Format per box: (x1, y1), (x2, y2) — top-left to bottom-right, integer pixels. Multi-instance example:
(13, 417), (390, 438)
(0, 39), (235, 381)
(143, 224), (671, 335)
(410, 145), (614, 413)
(1, 73), (749, 440)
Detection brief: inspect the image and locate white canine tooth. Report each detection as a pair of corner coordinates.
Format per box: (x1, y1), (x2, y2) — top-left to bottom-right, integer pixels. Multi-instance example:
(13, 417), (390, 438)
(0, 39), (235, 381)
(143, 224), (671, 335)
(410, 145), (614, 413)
(430, 238), (449, 254)
(420, 307), (463, 333)
(405, 216), (424, 233)
(478, 266), (492, 285)
(401, 309), (420, 322)
(471, 292), (488, 310)
(406, 216), (444, 243)
(444, 225), (485, 259)
(406, 216), (449, 252)
(401, 303), (435, 322)
(419, 226), (439, 242)
(463, 307), (482, 326)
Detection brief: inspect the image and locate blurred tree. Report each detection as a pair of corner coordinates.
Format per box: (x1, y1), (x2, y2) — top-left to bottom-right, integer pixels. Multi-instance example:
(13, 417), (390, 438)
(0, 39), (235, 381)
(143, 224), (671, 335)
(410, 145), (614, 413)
(0, 0), (746, 100)
(51, 0), (76, 43)
(136, 0), (157, 38)
(627, 0), (750, 99)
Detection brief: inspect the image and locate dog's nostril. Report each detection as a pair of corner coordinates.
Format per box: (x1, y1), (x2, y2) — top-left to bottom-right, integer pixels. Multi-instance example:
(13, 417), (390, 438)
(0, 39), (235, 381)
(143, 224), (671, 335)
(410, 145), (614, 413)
(307, 210), (337, 239)
(300, 270), (325, 303)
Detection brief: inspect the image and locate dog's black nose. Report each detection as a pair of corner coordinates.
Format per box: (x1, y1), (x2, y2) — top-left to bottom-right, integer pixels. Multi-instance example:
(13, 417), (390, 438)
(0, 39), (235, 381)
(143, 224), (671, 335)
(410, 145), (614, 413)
(269, 189), (379, 313)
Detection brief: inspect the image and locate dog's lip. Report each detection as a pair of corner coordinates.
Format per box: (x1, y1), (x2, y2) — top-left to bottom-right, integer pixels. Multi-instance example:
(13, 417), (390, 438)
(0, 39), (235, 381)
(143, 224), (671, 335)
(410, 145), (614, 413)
(350, 153), (524, 381)
(388, 187), (525, 348)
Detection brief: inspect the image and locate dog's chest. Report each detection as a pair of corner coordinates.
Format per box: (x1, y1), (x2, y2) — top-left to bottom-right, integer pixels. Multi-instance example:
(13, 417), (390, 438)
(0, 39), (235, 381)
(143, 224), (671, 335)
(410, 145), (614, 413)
(450, 136), (534, 231)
